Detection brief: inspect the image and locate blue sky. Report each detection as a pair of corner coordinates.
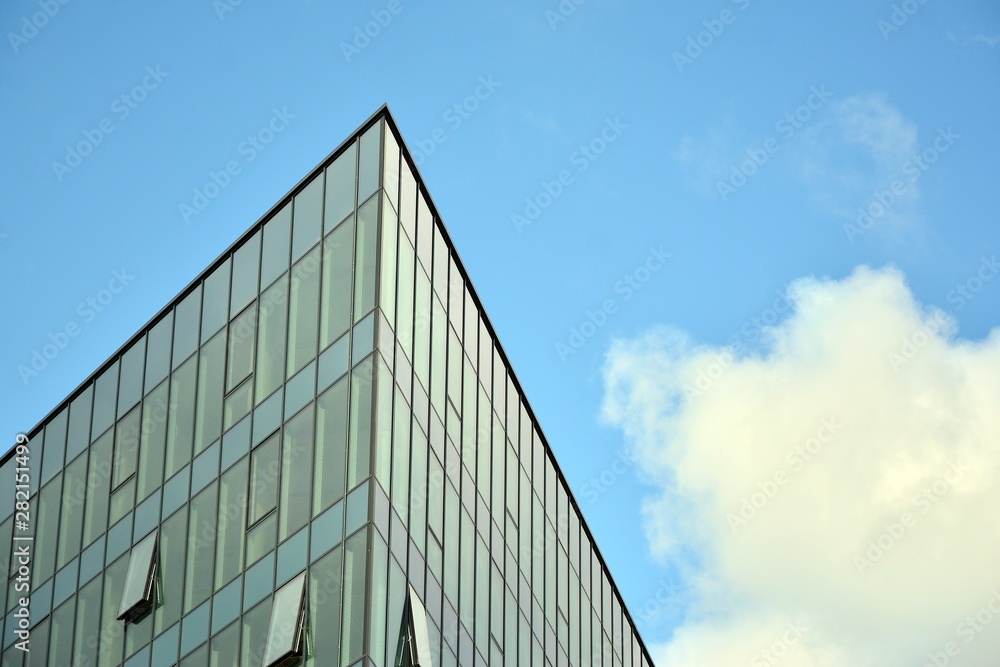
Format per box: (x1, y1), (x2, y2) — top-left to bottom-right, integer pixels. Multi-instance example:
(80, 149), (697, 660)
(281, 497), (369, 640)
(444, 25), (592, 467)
(2, 1), (999, 664)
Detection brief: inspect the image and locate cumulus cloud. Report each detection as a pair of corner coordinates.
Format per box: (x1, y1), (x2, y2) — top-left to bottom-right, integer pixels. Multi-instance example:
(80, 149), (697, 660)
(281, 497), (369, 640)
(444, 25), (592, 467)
(602, 266), (1000, 667)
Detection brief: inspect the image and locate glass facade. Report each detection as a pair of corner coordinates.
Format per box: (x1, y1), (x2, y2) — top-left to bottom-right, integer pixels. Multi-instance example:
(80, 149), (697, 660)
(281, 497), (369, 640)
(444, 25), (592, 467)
(2, 108), (654, 667)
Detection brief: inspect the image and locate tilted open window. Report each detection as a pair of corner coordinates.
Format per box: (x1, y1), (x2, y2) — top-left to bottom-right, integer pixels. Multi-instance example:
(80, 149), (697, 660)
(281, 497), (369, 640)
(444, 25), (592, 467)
(397, 585), (433, 667)
(262, 571), (308, 667)
(117, 530), (157, 621)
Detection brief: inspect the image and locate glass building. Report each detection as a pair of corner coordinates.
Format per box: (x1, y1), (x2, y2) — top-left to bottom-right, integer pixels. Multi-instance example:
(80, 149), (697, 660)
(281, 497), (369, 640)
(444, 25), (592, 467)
(1, 107), (655, 667)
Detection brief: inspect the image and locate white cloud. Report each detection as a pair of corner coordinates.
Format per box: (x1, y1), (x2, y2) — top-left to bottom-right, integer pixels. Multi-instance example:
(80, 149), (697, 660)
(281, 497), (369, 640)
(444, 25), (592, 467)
(602, 266), (1000, 667)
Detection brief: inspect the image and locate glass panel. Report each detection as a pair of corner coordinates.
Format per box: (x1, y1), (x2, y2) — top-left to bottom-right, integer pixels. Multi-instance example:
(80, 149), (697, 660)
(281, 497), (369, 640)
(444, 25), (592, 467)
(341, 528), (369, 665)
(144, 314), (173, 395)
(210, 619), (240, 667)
(165, 354), (197, 479)
(276, 529), (308, 587)
(82, 430), (112, 548)
(65, 387), (93, 466)
(253, 388), (283, 447)
(91, 361), (119, 441)
(240, 599), (271, 666)
(154, 506), (187, 636)
(261, 202), (291, 290)
(369, 531), (388, 667)
(194, 330), (226, 454)
(284, 362), (315, 421)
(74, 574), (102, 667)
(396, 233), (415, 360)
(416, 192), (433, 273)
(348, 356), (374, 490)
(118, 530), (157, 620)
(310, 499), (344, 562)
(380, 193), (398, 328)
(358, 120), (382, 203)
(243, 552), (275, 611)
(184, 482), (217, 613)
(172, 286), (201, 369)
(314, 376), (349, 515)
(180, 601), (209, 657)
(256, 274), (288, 402)
(383, 122), (400, 212)
(190, 444), (218, 495)
(57, 453), (87, 569)
(49, 597), (76, 667)
(227, 302), (257, 392)
(292, 174), (323, 262)
(374, 359), (393, 490)
(202, 257), (231, 344)
(154, 624), (180, 666)
(114, 405), (141, 489)
(287, 247), (321, 378)
(262, 571), (306, 666)
(224, 380), (253, 431)
(250, 434), (280, 528)
(280, 405), (313, 541)
(352, 311), (375, 363)
(317, 333), (350, 395)
(431, 297), (447, 416)
(325, 142), (357, 233)
(33, 476), (60, 584)
(212, 576), (242, 635)
(399, 158), (416, 243)
(216, 456), (248, 590)
(320, 216), (354, 349)
(230, 230), (261, 317)
(391, 389), (410, 525)
(355, 195), (379, 322)
(136, 382), (169, 500)
(40, 409), (69, 486)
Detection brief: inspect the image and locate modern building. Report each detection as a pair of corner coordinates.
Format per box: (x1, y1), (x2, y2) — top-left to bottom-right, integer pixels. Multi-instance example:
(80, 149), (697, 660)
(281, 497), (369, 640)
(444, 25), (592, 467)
(1, 107), (656, 667)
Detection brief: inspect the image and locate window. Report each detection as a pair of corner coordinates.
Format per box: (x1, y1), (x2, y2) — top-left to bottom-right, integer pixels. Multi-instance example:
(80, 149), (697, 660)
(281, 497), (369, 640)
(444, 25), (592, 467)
(398, 585), (434, 667)
(250, 435), (280, 526)
(117, 531), (157, 621)
(261, 571), (307, 667)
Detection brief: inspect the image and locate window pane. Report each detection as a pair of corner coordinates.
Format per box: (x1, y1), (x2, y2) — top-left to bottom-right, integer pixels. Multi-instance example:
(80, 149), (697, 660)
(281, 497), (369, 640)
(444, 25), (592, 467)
(399, 159), (416, 243)
(261, 203), (291, 291)
(383, 122), (400, 213)
(194, 330), (226, 454)
(280, 405), (313, 542)
(224, 380), (253, 431)
(154, 506), (187, 636)
(250, 434), (279, 526)
(374, 359), (393, 490)
(41, 408), (68, 487)
(83, 430), (112, 548)
(354, 195), (379, 322)
(320, 217), (354, 350)
(348, 356), (374, 490)
(114, 405), (140, 489)
(368, 532), (388, 667)
(358, 120), (382, 203)
(309, 545), (343, 664)
(209, 618), (240, 667)
(380, 193), (398, 328)
(137, 380), (168, 502)
(391, 389), (410, 525)
(57, 452), (87, 569)
(145, 313), (173, 395)
(66, 386), (93, 464)
(118, 530), (157, 620)
(230, 230), (261, 317)
(292, 174), (323, 262)
(314, 376), (348, 515)
(118, 337), (145, 418)
(262, 572), (306, 666)
(341, 528), (369, 665)
(216, 457), (248, 590)
(416, 193), (433, 274)
(74, 573), (102, 667)
(92, 361), (119, 441)
(166, 355), (197, 479)
(431, 298), (447, 417)
(414, 267), (431, 391)
(202, 257), (231, 344)
(34, 476), (60, 584)
(325, 142), (357, 233)
(240, 598), (271, 666)
(172, 286), (202, 369)
(49, 598), (76, 667)
(287, 247), (321, 378)
(227, 303), (257, 392)
(256, 274), (288, 402)
(185, 482), (218, 613)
